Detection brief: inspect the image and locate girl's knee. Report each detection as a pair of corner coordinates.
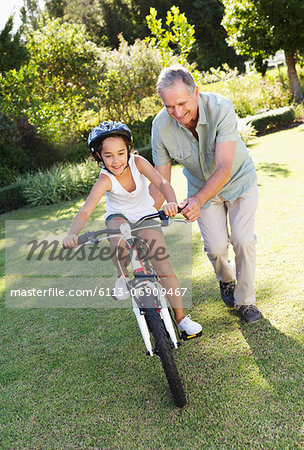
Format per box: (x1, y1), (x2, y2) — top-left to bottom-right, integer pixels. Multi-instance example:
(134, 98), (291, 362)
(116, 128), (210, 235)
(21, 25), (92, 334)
(107, 216), (127, 230)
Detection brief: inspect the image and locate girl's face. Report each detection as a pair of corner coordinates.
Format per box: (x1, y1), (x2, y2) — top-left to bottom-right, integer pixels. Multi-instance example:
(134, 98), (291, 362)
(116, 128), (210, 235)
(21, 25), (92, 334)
(100, 136), (128, 176)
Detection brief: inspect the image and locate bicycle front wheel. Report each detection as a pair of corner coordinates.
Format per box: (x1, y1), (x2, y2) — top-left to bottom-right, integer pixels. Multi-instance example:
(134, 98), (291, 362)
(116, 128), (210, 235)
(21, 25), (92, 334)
(145, 308), (186, 408)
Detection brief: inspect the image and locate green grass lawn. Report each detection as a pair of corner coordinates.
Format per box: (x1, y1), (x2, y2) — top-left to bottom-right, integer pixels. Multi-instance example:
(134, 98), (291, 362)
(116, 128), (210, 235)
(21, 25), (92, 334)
(1, 125), (304, 448)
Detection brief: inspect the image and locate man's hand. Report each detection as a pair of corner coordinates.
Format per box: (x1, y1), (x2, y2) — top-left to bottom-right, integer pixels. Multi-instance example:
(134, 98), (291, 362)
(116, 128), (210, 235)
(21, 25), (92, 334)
(179, 197), (201, 222)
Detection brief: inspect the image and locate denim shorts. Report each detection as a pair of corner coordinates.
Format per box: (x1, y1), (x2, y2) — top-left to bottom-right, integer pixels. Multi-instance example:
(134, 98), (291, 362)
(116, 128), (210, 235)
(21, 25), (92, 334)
(105, 213), (162, 233)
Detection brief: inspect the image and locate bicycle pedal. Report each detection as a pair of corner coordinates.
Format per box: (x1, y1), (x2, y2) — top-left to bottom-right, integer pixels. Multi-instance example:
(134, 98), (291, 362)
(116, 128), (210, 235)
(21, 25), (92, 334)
(181, 330), (202, 341)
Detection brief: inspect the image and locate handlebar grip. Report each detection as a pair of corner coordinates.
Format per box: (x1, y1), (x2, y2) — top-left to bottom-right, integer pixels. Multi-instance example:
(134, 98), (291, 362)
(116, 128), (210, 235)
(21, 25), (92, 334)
(159, 206), (184, 220)
(62, 231), (91, 249)
(78, 231), (92, 245)
(158, 210), (168, 221)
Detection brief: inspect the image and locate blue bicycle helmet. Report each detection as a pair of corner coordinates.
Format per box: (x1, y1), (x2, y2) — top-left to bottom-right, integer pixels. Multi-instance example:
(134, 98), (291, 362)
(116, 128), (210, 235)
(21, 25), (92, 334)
(88, 120), (132, 153)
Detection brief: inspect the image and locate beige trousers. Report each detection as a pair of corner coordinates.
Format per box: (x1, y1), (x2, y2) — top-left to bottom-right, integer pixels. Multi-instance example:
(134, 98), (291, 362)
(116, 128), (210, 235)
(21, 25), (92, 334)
(197, 182), (259, 307)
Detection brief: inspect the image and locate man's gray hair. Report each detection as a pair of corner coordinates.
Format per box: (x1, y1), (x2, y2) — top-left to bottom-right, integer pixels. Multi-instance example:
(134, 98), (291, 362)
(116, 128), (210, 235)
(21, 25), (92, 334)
(156, 65), (196, 96)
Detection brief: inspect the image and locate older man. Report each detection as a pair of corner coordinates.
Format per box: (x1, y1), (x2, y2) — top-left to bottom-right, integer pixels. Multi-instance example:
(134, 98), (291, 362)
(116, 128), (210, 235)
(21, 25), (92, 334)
(150, 65), (262, 323)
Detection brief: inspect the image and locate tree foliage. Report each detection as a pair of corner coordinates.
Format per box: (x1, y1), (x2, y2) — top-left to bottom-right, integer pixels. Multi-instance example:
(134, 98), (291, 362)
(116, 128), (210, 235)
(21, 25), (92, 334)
(145, 6), (195, 66)
(0, 14), (164, 170)
(45, 0), (135, 47)
(0, 16), (99, 147)
(23, 0), (44, 29)
(131, 0), (245, 71)
(95, 35), (163, 121)
(43, 0), (244, 71)
(172, 0), (245, 71)
(0, 14), (29, 73)
(221, 0), (304, 103)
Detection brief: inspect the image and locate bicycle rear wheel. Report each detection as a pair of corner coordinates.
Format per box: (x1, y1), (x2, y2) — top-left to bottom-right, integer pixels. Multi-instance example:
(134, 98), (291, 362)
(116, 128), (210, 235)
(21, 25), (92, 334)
(145, 308), (186, 408)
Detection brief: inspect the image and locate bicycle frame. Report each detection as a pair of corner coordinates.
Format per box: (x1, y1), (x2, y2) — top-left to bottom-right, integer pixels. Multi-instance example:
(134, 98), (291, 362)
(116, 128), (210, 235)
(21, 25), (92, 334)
(118, 221), (180, 356)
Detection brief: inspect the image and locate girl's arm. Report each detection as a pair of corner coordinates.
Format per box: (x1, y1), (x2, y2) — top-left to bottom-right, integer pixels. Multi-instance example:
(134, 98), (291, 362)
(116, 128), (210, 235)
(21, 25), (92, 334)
(63, 174), (111, 247)
(134, 155), (178, 216)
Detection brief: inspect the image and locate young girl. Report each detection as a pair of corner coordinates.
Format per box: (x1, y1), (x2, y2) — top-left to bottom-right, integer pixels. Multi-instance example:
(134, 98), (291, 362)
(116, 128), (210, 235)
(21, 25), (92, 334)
(63, 120), (202, 336)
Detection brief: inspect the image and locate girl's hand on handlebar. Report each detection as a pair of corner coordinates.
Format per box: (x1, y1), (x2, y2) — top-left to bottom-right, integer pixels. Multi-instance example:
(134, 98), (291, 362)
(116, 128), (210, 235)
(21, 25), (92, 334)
(163, 202), (178, 217)
(63, 234), (79, 248)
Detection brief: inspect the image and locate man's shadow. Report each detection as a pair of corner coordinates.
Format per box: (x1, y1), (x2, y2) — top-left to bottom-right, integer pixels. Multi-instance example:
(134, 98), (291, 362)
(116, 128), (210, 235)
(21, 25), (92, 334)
(240, 316), (304, 439)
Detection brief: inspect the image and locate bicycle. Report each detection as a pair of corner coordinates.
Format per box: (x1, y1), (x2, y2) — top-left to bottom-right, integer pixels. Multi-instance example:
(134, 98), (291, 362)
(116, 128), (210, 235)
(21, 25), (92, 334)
(73, 210), (202, 408)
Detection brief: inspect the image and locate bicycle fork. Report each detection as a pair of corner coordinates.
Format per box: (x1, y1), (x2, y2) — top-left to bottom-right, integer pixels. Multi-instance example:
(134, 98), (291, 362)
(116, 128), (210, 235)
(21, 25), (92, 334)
(130, 278), (180, 356)
(132, 301), (180, 356)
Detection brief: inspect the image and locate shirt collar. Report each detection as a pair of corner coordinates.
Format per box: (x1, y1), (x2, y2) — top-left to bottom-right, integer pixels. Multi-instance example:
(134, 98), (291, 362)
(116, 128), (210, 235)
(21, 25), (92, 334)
(197, 94), (207, 125)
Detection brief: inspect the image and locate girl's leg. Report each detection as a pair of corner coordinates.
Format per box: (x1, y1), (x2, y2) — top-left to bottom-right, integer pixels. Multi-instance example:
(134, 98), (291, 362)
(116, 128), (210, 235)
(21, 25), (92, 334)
(136, 227), (185, 323)
(107, 216), (130, 277)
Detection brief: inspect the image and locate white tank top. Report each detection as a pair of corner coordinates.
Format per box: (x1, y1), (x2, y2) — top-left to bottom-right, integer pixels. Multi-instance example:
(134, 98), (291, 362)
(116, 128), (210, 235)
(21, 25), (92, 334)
(100, 155), (157, 222)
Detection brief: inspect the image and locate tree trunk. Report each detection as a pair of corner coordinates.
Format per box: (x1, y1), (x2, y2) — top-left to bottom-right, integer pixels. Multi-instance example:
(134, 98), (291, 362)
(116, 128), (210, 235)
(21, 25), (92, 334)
(284, 51), (304, 104)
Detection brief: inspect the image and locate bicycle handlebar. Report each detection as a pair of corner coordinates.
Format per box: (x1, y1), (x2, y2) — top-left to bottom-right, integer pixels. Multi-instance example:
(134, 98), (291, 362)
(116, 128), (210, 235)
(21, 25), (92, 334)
(73, 207), (186, 247)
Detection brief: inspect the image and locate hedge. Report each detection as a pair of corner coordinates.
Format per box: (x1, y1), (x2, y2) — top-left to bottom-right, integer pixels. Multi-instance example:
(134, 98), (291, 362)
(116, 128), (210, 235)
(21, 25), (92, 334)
(129, 115), (154, 163)
(245, 107), (295, 133)
(0, 182), (28, 214)
(0, 160), (101, 213)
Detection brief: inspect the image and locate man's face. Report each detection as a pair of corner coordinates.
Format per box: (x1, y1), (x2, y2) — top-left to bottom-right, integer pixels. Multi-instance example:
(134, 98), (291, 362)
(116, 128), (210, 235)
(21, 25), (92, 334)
(159, 80), (199, 128)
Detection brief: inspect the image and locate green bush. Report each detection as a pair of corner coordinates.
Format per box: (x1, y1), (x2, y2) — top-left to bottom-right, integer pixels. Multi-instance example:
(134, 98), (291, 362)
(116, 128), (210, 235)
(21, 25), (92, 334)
(245, 107), (295, 133)
(200, 68), (292, 118)
(0, 113), (64, 174)
(0, 109), (16, 145)
(1, 146), (33, 172)
(128, 116), (154, 148)
(0, 159), (102, 213)
(22, 160), (100, 206)
(0, 166), (18, 187)
(64, 141), (90, 164)
(237, 119), (258, 144)
(295, 103), (304, 119)
(0, 111), (35, 181)
(0, 181), (27, 214)
(134, 145), (153, 164)
(0, 141), (36, 174)
(127, 115), (154, 163)
(96, 36), (163, 123)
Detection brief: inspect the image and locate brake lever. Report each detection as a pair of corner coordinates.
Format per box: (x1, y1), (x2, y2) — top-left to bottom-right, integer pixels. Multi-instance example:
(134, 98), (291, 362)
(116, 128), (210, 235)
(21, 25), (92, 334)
(89, 235), (99, 244)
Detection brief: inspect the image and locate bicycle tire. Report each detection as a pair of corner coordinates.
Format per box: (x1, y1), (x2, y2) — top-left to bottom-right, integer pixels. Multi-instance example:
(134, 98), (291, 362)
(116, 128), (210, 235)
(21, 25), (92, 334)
(145, 308), (186, 408)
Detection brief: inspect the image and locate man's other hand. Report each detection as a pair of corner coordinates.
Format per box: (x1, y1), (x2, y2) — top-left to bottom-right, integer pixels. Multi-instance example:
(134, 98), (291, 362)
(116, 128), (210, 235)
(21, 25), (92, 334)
(179, 197), (201, 222)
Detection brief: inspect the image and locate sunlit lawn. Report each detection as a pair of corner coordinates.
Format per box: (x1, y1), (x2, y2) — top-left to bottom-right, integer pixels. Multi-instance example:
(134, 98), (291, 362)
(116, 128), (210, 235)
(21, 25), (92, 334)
(0, 125), (304, 448)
